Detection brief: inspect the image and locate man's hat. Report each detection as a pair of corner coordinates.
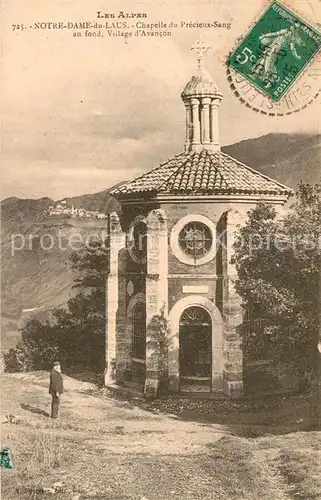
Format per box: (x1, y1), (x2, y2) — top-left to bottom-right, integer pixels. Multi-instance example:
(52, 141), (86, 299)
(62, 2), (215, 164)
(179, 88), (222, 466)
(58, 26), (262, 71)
(53, 361), (61, 366)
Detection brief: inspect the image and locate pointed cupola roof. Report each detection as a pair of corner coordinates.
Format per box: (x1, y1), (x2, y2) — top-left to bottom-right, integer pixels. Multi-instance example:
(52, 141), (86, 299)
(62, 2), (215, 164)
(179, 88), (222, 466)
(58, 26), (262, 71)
(181, 36), (223, 100)
(181, 68), (223, 100)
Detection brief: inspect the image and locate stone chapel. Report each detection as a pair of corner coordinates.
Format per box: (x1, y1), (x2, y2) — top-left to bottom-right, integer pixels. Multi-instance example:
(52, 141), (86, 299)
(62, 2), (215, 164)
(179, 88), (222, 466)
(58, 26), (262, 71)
(105, 39), (293, 399)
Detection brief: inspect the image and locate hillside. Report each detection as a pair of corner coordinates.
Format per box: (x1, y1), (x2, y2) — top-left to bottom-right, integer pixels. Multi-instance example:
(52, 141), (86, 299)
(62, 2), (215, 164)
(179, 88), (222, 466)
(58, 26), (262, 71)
(1, 182), (121, 316)
(1, 184), (122, 229)
(1, 223), (86, 318)
(1, 133), (320, 349)
(65, 184), (122, 214)
(222, 133), (321, 188)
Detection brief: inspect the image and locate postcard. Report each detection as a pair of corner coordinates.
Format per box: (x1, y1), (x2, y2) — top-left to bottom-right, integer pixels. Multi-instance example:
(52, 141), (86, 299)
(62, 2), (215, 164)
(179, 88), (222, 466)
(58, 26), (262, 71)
(1, 1), (320, 499)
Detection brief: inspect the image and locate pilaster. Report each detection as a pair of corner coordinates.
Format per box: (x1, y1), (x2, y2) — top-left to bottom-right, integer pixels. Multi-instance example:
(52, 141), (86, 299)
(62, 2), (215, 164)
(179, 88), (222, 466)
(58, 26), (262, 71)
(184, 101), (192, 153)
(201, 97), (211, 144)
(145, 209), (168, 398)
(115, 254), (130, 385)
(222, 209), (245, 399)
(104, 212), (126, 385)
(191, 98), (201, 147)
(210, 99), (220, 151)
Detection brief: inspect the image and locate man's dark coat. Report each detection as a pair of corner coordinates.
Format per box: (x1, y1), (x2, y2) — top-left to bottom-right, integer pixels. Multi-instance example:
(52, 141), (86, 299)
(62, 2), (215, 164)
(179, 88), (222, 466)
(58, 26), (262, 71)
(49, 369), (64, 395)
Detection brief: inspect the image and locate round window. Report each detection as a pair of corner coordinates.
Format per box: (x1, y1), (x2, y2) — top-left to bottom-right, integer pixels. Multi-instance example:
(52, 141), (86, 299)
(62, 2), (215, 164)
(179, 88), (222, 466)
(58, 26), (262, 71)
(178, 221), (212, 259)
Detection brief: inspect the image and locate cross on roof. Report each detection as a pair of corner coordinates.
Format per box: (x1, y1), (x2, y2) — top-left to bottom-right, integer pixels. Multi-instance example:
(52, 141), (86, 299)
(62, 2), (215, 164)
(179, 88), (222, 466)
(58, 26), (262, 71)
(191, 35), (211, 69)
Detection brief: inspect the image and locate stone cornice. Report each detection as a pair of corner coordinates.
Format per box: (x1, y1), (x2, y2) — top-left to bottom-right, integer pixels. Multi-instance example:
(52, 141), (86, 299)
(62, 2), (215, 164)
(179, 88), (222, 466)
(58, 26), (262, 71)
(118, 193), (289, 205)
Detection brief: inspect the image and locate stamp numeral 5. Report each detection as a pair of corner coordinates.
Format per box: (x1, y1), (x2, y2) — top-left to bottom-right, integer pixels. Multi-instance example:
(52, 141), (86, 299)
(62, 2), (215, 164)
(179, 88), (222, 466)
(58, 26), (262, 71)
(236, 47), (257, 65)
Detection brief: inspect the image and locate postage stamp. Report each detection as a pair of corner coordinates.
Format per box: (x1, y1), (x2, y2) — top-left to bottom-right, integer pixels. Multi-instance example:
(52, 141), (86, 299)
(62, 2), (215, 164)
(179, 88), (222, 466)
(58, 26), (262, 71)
(227, 51), (321, 116)
(228, 1), (321, 101)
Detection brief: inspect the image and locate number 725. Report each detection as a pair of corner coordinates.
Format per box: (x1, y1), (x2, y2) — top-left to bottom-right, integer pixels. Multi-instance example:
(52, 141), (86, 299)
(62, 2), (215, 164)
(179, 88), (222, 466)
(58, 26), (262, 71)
(12, 24), (25, 31)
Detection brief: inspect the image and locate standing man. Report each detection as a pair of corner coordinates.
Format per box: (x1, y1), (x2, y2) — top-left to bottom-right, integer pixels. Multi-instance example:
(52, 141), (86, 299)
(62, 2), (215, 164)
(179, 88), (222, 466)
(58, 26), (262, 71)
(49, 361), (64, 419)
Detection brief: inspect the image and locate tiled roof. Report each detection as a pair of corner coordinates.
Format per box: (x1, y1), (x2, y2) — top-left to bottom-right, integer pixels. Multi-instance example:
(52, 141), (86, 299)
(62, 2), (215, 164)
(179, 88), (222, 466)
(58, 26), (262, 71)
(112, 149), (293, 198)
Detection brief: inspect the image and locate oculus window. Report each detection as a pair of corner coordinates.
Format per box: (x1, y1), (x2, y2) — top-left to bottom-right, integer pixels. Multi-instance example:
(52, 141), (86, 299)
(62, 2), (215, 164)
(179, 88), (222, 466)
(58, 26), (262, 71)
(178, 221), (212, 260)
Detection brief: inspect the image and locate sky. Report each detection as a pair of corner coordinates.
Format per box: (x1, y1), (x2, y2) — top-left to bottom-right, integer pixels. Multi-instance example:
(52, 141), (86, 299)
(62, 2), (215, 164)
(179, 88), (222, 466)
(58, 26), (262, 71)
(1, 0), (320, 200)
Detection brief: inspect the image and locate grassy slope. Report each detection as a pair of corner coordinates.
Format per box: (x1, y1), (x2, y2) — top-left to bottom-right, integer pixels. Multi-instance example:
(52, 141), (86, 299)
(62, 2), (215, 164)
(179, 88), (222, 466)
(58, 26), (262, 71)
(1, 372), (320, 500)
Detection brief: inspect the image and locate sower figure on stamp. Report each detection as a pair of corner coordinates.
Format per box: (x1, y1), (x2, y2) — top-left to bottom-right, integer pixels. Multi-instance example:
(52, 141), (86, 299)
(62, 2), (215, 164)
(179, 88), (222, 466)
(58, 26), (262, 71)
(49, 361), (64, 419)
(251, 23), (305, 87)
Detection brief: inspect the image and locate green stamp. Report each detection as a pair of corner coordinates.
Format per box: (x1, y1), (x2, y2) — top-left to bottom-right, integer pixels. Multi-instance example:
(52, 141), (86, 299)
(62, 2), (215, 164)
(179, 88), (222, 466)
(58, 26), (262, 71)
(228, 1), (321, 101)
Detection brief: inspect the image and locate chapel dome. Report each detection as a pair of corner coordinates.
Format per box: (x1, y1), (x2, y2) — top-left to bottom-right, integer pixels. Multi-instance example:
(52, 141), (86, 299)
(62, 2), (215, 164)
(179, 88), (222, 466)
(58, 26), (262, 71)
(181, 67), (223, 100)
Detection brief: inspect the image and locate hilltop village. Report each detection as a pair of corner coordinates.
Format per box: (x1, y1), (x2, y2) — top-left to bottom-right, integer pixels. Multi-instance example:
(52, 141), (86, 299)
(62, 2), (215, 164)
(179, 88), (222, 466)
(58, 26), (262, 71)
(46, 200), (107, 219)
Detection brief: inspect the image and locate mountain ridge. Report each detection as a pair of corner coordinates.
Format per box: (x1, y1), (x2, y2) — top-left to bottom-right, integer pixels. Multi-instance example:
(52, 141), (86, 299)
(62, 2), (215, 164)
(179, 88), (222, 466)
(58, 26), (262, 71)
(2, 133), (319, 212)
(1, 132), (320, 342)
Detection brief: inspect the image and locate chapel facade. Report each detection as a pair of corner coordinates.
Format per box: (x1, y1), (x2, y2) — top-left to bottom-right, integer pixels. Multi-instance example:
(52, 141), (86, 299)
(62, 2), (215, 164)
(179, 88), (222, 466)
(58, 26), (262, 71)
(105, 40), (293, 399)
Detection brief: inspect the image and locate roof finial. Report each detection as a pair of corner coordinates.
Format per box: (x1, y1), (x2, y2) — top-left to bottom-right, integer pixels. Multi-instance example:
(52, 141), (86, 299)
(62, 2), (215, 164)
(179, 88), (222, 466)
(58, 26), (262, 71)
(191, 35), (211, 70)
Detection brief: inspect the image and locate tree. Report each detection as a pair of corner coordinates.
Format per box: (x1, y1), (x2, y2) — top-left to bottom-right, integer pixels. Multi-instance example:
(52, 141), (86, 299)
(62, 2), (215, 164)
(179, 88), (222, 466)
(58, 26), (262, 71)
(70, 239), (109, 291)
(4, 238), (110, 372)
(232, 182), (320, 381)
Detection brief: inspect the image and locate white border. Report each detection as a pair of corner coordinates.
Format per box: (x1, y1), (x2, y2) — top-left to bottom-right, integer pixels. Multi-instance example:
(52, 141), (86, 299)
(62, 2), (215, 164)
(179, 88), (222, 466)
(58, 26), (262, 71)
(170, 213), (217, 266)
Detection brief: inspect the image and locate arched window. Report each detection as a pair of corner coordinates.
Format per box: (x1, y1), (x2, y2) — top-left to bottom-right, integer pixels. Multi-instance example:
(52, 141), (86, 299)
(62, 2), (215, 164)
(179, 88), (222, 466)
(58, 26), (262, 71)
(132, 302), (146, 360)
(128, 218), (147, 265)
(133, 220), (147, 259)
(180, 306), (211, 326)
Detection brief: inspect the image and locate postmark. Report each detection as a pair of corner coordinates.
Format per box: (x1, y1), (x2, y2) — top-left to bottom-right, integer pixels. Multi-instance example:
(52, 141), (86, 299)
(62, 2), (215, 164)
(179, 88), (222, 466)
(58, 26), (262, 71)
(227, 1), (321, 102)
(227, 53), (320, 115)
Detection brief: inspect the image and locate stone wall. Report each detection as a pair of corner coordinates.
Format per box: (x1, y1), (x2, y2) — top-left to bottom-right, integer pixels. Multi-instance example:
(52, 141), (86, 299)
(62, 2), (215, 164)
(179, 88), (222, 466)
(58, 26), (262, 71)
(106, 195), (287, 398)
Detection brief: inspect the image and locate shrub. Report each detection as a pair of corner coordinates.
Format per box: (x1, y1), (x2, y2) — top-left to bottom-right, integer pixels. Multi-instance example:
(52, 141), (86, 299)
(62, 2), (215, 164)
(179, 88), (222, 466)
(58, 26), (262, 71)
(4, 338), (60, 372)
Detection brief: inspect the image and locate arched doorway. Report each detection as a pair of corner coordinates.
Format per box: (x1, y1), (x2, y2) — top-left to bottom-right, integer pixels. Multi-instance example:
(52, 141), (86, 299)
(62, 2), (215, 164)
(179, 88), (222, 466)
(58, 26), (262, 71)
(179, 306), (212, 392)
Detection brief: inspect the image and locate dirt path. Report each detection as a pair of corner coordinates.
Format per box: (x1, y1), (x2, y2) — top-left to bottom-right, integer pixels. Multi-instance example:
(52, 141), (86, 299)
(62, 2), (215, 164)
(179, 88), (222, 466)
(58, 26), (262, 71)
(2, 372), (320, 500)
